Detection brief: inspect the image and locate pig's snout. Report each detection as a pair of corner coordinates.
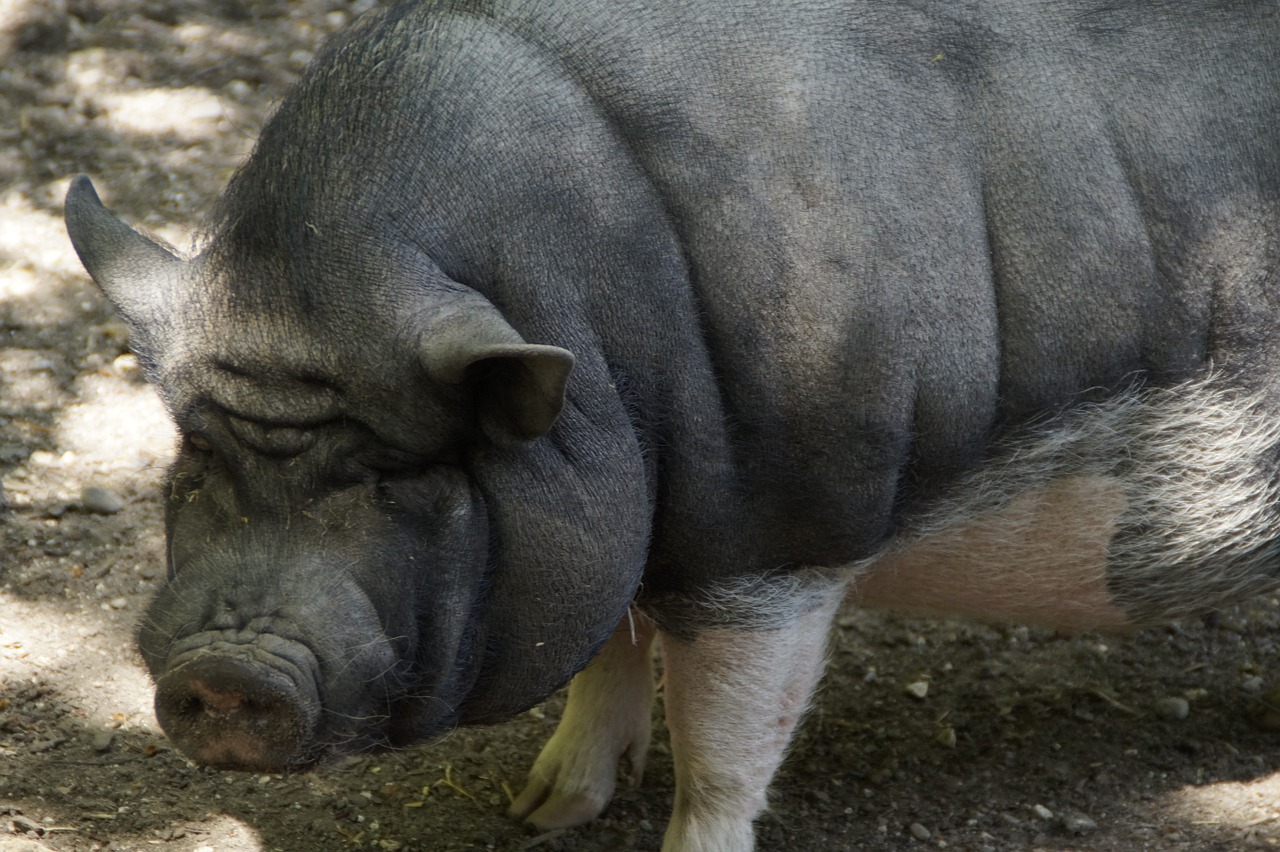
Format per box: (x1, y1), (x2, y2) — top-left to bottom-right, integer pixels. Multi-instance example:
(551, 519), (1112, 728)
(154, 638), (322, 772)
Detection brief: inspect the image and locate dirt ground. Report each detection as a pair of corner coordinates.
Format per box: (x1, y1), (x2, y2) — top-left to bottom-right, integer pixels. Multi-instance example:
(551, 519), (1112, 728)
(1, 1), (1278, 850)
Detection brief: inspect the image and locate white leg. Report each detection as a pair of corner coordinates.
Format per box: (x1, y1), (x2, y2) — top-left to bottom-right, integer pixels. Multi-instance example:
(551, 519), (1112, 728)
(510, 609), (657, 829)
(660, 596), (841, 852)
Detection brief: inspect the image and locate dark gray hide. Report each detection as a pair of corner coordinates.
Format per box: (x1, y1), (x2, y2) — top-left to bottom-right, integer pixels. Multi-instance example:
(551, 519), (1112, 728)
(65, 0), (1279, 772)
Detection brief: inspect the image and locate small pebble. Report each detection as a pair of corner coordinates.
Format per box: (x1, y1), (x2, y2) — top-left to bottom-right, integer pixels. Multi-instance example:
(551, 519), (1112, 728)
(225, 80), (253, 101)
(934, 726), (957, 748)
(904, 680), (930, 700)
(29, 450), (57, 467)
(91, 730), (114, 752)
(109, 597), (128, 610)
(81, 486), (125, 515)
(1058, 810), (1099, 835)
(1242, 675), (1265, 694)
(908, 822), (931, 841)
(1153, 696), (1190, 721)
(1031, 803), (1054, 820)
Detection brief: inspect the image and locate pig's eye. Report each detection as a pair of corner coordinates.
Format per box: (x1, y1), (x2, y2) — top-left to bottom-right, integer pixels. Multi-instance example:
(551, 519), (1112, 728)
(187, 433), (215, 453)
(225, 415), (316, 458)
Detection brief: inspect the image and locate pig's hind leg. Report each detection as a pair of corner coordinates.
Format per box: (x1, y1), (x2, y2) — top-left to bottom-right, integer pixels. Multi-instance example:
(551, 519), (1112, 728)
(660, 591), (843, 852)
(510, 609), (657, 829)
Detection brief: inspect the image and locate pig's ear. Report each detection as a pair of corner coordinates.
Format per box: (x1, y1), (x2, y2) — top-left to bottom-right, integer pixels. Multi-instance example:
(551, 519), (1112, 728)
(64, 175), (182, 329)
(421, 314), (574, 444)
(463, 344), (576, 444)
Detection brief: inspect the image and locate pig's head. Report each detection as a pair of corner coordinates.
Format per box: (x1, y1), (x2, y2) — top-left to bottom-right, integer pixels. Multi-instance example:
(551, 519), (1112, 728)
(64, 176), (651, 771)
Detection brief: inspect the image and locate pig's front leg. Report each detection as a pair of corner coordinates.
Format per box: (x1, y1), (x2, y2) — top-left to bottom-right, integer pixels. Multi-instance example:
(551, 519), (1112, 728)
(510, 609), (657, 829)
(660, 595), (842, 852)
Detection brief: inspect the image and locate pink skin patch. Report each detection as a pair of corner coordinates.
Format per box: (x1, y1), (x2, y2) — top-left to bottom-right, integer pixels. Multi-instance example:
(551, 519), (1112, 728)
(187, 680), (247, 716)
(852, 475), (1132, 630)
(660, 597), (842, 851)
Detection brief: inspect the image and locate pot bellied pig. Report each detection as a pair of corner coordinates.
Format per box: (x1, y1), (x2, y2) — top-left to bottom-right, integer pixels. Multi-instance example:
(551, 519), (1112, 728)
(64, 0), (1279, 849)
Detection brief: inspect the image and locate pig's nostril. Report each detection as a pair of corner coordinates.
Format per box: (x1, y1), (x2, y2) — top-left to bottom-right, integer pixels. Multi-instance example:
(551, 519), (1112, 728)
(185, 680), (255, 719)
(174, 693), (203, 717)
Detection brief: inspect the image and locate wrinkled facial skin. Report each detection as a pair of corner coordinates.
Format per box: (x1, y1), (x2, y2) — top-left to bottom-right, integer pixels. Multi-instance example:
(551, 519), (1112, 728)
(127, 296), (616, 770)
(113, 233), (505, 767)
(139, 386), (495, 769)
